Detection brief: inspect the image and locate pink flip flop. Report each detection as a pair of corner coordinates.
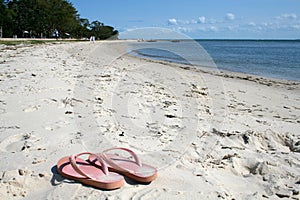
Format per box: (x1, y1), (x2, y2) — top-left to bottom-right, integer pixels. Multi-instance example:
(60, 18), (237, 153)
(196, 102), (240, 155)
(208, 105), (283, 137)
(57, 152), (124, 190)
(88, 147), (158, 183)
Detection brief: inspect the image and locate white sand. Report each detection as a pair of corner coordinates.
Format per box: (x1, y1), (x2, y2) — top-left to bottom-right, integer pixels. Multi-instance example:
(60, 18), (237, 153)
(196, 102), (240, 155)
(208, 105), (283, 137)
(0, 41), (299, 199)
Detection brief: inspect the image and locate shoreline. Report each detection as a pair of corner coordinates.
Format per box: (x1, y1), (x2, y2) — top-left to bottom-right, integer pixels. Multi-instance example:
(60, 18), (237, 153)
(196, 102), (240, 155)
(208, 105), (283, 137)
(0, 41), (299, 199)
(128, 50), (300, 88)
(2, 38), (300, 83)
(128, 39), (300, 83)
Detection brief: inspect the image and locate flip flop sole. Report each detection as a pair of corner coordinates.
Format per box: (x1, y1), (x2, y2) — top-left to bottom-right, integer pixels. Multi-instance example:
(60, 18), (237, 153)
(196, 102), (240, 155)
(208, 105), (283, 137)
(57, 156), (124, 190)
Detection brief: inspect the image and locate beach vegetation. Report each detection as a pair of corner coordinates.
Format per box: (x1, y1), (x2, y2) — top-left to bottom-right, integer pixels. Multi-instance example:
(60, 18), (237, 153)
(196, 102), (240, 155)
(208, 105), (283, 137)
(0, 0), (118, 39)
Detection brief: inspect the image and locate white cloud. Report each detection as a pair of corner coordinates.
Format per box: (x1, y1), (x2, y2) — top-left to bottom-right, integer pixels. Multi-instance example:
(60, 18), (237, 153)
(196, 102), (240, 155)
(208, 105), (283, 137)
(168, 18), (178, 25)
(164, 12), (299, 38)
(292, 24), (300, 30)
(226, 13), (235, 20)
(248, 22), (256, 26)
(168, 17), (204, 25)
(209, 26), (218, 32)
(227, 26), (235, 31)
(276, 13), (297, 20)
(198, 16), (206, 24)
(177, 27), (192, 33)
(190, 19), (198, 24)
(181, 20), (191, 25)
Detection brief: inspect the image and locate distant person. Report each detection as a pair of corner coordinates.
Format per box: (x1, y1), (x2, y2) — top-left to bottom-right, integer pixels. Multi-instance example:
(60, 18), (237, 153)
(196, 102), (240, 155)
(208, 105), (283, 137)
(54, 29), (59, 40)
(90, 36), (95, 43)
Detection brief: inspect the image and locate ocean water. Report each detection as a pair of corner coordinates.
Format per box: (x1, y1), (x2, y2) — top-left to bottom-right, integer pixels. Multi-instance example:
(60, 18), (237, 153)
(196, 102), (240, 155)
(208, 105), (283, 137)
(128, 40), (300, 81)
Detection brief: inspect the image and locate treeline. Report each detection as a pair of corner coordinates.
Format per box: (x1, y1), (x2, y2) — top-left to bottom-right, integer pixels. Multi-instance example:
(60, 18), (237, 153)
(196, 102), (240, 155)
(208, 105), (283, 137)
(0, 0), (118, 39)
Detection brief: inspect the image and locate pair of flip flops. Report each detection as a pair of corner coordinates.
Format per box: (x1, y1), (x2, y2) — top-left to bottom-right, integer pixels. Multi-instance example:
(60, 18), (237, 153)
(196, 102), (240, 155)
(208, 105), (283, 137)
(57, 147), (158, 190)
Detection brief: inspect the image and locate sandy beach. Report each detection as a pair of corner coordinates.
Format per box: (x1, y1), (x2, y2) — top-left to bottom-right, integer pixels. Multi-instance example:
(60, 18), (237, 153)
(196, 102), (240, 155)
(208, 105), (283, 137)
(0, 40), (299, 199)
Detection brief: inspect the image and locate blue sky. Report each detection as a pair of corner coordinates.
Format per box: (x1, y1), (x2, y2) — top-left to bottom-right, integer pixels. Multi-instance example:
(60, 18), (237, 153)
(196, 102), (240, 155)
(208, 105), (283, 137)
(70, 0), (300, 39)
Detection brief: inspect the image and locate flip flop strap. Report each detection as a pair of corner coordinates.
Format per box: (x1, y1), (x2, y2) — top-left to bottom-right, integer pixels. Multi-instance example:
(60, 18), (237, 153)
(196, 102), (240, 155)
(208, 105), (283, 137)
(69, 152), (109, 179)
(103, 147), (142, 166)
(101, 147), (142, 173)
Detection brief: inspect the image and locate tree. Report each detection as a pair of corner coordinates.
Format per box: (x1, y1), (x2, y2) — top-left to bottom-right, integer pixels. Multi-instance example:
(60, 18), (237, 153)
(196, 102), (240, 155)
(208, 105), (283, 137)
(74, 18), (90, 38)
(0, 0), (118, 39)
(0, 1), (5, 25)
(98, 26), (118, 40)
(90, 20), (118, 40)
(90, 20), (104, 36)
(0, 1), (5, 32)
(0, 0), (15, 37)
(47, 0), (79, 37)
(8, 0), (40, 37)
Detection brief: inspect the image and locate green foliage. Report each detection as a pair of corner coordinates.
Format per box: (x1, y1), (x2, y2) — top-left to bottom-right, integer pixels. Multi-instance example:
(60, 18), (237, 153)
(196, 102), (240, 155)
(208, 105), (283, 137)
(0, 39), (82, 45)
(0, 39), (51, 45)
(0, 0), (118, 39)
(88, 20), (118, 40)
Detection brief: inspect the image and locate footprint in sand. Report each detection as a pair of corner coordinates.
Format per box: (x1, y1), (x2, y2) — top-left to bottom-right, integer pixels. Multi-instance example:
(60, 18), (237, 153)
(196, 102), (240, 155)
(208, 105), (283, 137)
(0, 100), (6, 113)
(23, 105), (40, 113)
(129, 188), (217, 199)
(0, 169), (49, 199)
(44, 120), (70, 131)
(0, 133), (43, 153)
